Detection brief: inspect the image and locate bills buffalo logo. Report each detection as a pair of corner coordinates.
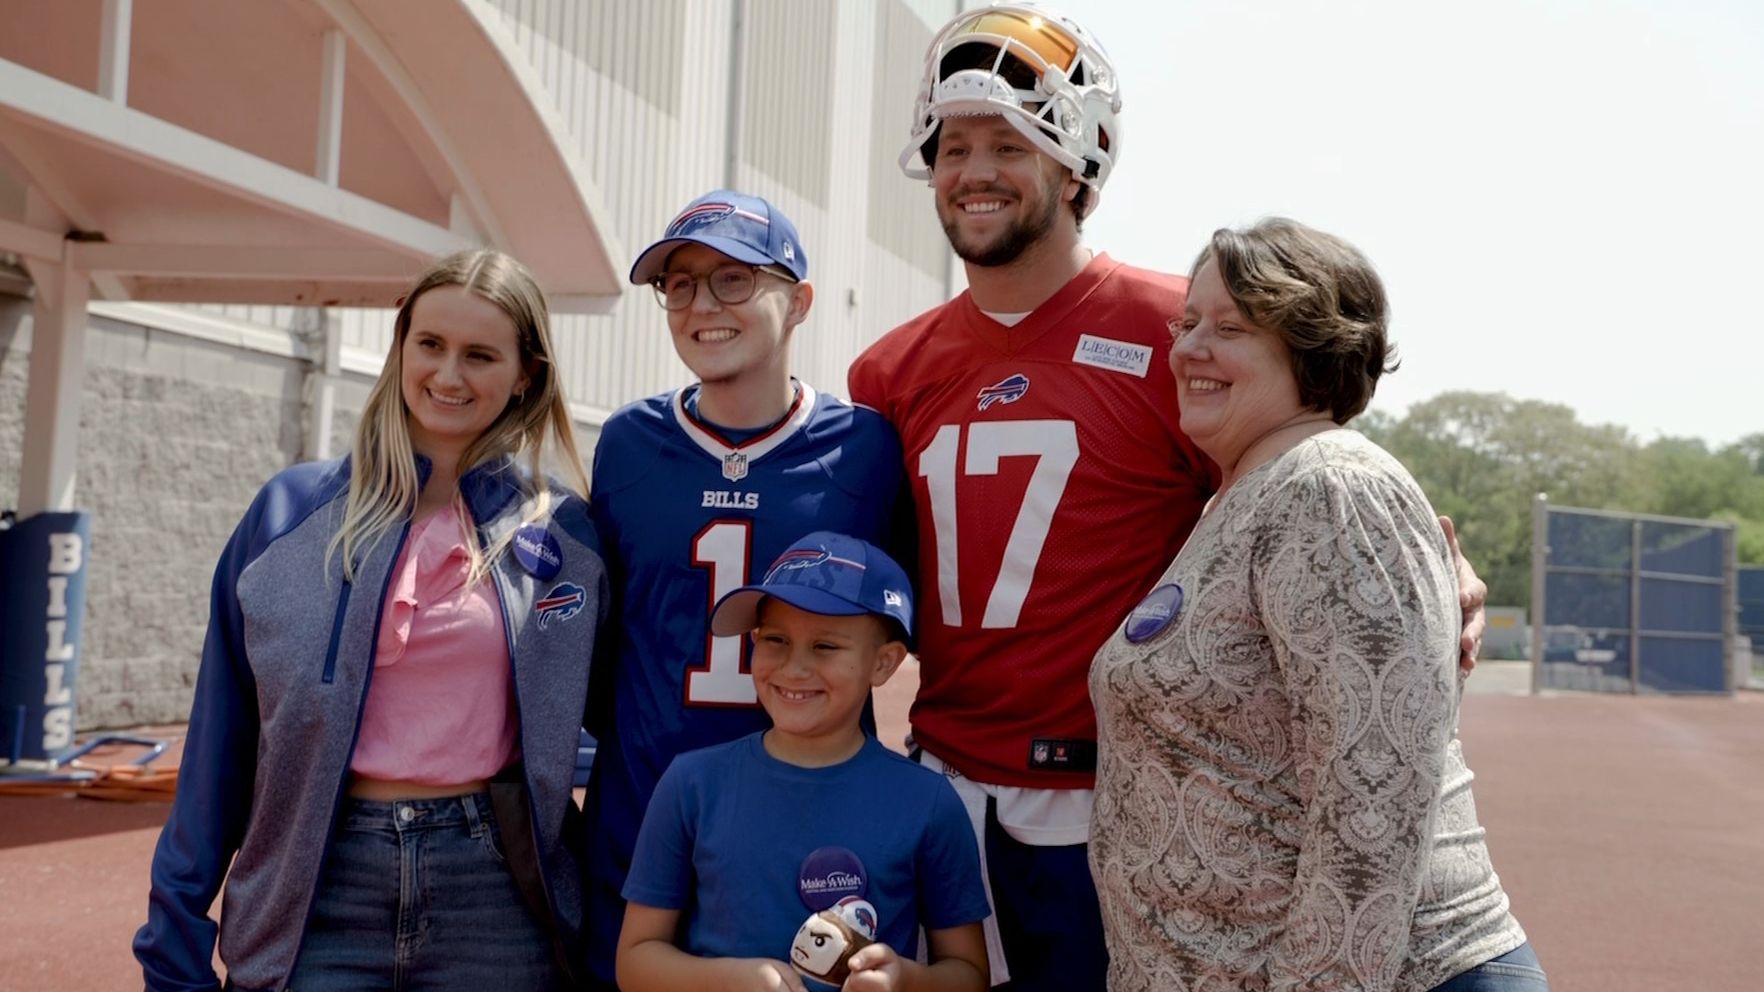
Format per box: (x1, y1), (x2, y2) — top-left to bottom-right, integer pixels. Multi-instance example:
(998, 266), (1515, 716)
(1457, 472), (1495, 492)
(763, 547), (833, 582)
(535, 582), (587, 629)
(666, 202), (735, 236)
(667, 202), (772, 238)
(976, 373), (1030, 411)
(834, 896), (877, 937)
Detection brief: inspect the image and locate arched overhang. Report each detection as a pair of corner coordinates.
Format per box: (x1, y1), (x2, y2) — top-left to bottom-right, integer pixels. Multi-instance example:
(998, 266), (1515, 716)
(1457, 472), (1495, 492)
(0, 0), (624, 310)
(0, 0), (626, 518)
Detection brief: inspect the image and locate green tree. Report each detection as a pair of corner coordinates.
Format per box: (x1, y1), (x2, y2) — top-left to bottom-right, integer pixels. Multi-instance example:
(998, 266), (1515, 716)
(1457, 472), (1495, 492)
(1357, 391), (1762, 604)
(1632, 438), (1754, 520)
(1367, 392), (1637, 605)
(1726, 433), (1764, 476)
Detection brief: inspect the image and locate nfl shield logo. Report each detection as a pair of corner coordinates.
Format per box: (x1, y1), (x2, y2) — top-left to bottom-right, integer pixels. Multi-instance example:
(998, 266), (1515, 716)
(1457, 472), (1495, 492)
(722, 451), (749, 482)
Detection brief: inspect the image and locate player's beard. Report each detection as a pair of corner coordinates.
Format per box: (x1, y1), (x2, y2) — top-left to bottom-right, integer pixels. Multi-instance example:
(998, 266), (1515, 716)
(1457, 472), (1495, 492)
(940, 173), (1065, 268)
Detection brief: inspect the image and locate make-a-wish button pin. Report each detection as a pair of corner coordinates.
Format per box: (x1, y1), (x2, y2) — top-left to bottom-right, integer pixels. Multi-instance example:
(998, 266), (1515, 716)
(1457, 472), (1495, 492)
(1123, 583), (1184, 643)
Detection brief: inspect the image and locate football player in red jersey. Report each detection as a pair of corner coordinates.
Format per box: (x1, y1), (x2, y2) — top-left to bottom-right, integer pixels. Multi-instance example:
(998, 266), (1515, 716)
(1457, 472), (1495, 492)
(849, 6), (1489, 989)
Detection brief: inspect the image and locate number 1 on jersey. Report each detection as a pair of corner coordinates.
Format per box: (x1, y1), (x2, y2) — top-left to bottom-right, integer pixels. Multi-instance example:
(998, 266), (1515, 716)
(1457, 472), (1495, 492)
(919, 420), (1079, 629)
(686, 520), (757, 705)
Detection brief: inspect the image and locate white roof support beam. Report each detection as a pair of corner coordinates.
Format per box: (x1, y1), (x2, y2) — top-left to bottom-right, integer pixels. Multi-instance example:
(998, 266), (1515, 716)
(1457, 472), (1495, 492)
(2, 135), (130, 300)
(304, 311), (343, 461)
(318, 0), (503, 247)
(0, 57), (471, 260)
(316, 28), (345, 185)
(65, 242), (420, 281)
(16, 258), (91, 515)
(0, 216), (63, 262)
(98, 0), (132, 104)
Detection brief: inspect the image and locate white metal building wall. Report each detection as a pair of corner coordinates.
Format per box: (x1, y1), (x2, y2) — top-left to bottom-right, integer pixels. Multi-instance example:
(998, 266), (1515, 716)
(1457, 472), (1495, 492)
(869, 0), (951, 282)
(201, 0), (963, 423)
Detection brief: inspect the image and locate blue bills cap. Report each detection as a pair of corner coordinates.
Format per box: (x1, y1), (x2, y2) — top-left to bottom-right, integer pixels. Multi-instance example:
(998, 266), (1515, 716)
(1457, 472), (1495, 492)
(629, 189), (807, 285)
(710, 531), (913, 646)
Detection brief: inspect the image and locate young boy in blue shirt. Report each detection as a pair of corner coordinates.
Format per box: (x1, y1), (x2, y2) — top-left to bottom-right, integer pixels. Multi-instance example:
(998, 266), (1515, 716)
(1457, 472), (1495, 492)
(616, 532), (989, 992)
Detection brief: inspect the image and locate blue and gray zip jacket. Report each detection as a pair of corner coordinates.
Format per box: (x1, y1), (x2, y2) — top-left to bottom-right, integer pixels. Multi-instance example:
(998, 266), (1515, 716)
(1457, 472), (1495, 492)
(133, 454), (608, 992)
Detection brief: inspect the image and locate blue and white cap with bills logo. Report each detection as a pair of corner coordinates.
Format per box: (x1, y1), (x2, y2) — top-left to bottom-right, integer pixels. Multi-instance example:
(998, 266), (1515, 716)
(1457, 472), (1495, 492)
(628, 189), (808, 285)
(709, 531), (914, 646)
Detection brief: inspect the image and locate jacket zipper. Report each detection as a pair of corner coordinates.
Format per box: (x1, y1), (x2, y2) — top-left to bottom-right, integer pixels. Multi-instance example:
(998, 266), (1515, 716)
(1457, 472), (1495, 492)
(318, 577), (353, 685)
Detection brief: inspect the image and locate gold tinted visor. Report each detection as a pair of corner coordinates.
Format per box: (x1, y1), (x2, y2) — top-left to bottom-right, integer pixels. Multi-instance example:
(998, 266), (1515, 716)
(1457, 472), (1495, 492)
(954, 10), (1080, 75)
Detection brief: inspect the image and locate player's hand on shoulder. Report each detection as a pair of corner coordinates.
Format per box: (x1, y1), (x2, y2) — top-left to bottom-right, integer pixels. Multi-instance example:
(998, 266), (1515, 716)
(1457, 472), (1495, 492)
(1440, 515), (1487, 673)
(724, 957), (809, 992)
(842, 943), (903, 991)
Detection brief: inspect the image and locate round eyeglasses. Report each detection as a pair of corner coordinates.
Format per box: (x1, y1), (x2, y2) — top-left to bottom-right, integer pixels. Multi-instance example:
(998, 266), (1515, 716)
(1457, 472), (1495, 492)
(651, 263), (794, 311)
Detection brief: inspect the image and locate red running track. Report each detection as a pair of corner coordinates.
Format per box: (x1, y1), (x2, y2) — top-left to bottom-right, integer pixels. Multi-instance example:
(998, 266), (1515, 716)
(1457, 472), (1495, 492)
(2, 683), (1757, 991)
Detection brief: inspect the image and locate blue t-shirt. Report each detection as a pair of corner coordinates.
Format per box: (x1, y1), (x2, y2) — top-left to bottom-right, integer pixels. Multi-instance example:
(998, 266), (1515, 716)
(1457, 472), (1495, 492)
(624, 733), (989, 973)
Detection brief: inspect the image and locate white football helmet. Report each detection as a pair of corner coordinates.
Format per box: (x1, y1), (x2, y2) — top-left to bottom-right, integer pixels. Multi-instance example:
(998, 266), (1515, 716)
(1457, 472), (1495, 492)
(900, 3), (1122, 194)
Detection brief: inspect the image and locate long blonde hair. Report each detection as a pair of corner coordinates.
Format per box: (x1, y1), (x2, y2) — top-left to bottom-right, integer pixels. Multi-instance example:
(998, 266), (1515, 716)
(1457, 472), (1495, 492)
(330, 249), (590, 584)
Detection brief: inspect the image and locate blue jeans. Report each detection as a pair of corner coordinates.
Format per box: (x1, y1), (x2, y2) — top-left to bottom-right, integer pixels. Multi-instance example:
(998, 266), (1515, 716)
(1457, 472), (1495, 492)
(1429, 943), (1550, 991)
(287, 793), (561, 991)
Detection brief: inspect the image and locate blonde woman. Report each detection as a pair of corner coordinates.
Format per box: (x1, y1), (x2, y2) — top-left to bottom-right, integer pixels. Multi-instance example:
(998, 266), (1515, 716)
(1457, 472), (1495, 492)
(135, 250), (608, 992)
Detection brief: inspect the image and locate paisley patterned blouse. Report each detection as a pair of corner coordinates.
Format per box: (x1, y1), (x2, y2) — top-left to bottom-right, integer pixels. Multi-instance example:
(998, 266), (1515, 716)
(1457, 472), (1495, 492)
(1089, 430), (1526, 991)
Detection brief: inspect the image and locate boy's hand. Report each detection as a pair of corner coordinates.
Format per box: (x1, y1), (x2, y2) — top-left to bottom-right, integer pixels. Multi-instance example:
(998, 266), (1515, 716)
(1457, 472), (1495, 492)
(842, 943), (904, 991)
(723, 957), (808, 992)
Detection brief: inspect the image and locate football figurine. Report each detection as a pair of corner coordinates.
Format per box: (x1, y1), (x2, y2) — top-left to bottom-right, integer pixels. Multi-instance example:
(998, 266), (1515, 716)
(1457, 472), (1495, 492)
(789, 896), (878, 986)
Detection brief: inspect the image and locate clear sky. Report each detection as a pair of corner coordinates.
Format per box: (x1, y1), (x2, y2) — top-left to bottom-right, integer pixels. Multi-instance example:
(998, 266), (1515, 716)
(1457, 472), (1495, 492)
(1073, 0), (1763, 447)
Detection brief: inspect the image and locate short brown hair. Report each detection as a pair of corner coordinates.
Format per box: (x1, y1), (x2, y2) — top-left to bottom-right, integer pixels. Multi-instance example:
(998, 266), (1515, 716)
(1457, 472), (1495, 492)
(1192, 218), (1397, 423)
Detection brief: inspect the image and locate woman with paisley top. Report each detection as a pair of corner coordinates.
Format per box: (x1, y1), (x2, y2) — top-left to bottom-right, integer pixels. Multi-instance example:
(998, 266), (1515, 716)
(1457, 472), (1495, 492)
(1088, 219), (1546, 992)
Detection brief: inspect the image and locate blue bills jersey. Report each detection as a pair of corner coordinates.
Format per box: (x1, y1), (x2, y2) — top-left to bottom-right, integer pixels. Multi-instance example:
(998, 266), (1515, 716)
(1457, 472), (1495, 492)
(582, 381), (904, 981)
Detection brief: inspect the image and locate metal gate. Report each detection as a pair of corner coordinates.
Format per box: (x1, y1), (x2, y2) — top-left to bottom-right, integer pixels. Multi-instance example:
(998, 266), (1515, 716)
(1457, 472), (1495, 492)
(1740, 565), (1764, 688)
(1530, 496), (1736, 694)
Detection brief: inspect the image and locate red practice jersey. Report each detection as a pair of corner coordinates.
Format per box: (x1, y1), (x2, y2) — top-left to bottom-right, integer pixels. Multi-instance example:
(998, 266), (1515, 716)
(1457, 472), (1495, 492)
(850, 254), (1218, 789)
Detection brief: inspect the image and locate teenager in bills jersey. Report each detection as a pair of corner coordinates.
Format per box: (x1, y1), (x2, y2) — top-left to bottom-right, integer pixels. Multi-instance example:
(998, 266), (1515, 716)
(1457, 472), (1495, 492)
(850, 6), (1489, 990)
(583, 190), (903, 990)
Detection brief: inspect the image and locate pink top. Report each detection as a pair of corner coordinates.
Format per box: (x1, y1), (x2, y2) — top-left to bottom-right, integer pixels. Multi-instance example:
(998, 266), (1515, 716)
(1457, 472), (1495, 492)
(351, 505), (519, 784)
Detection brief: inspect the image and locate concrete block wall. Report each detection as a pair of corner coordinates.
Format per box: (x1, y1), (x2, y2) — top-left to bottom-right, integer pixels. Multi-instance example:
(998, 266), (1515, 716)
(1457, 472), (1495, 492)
(0, 299), (26, 500)
(1, 299), (307, 728)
